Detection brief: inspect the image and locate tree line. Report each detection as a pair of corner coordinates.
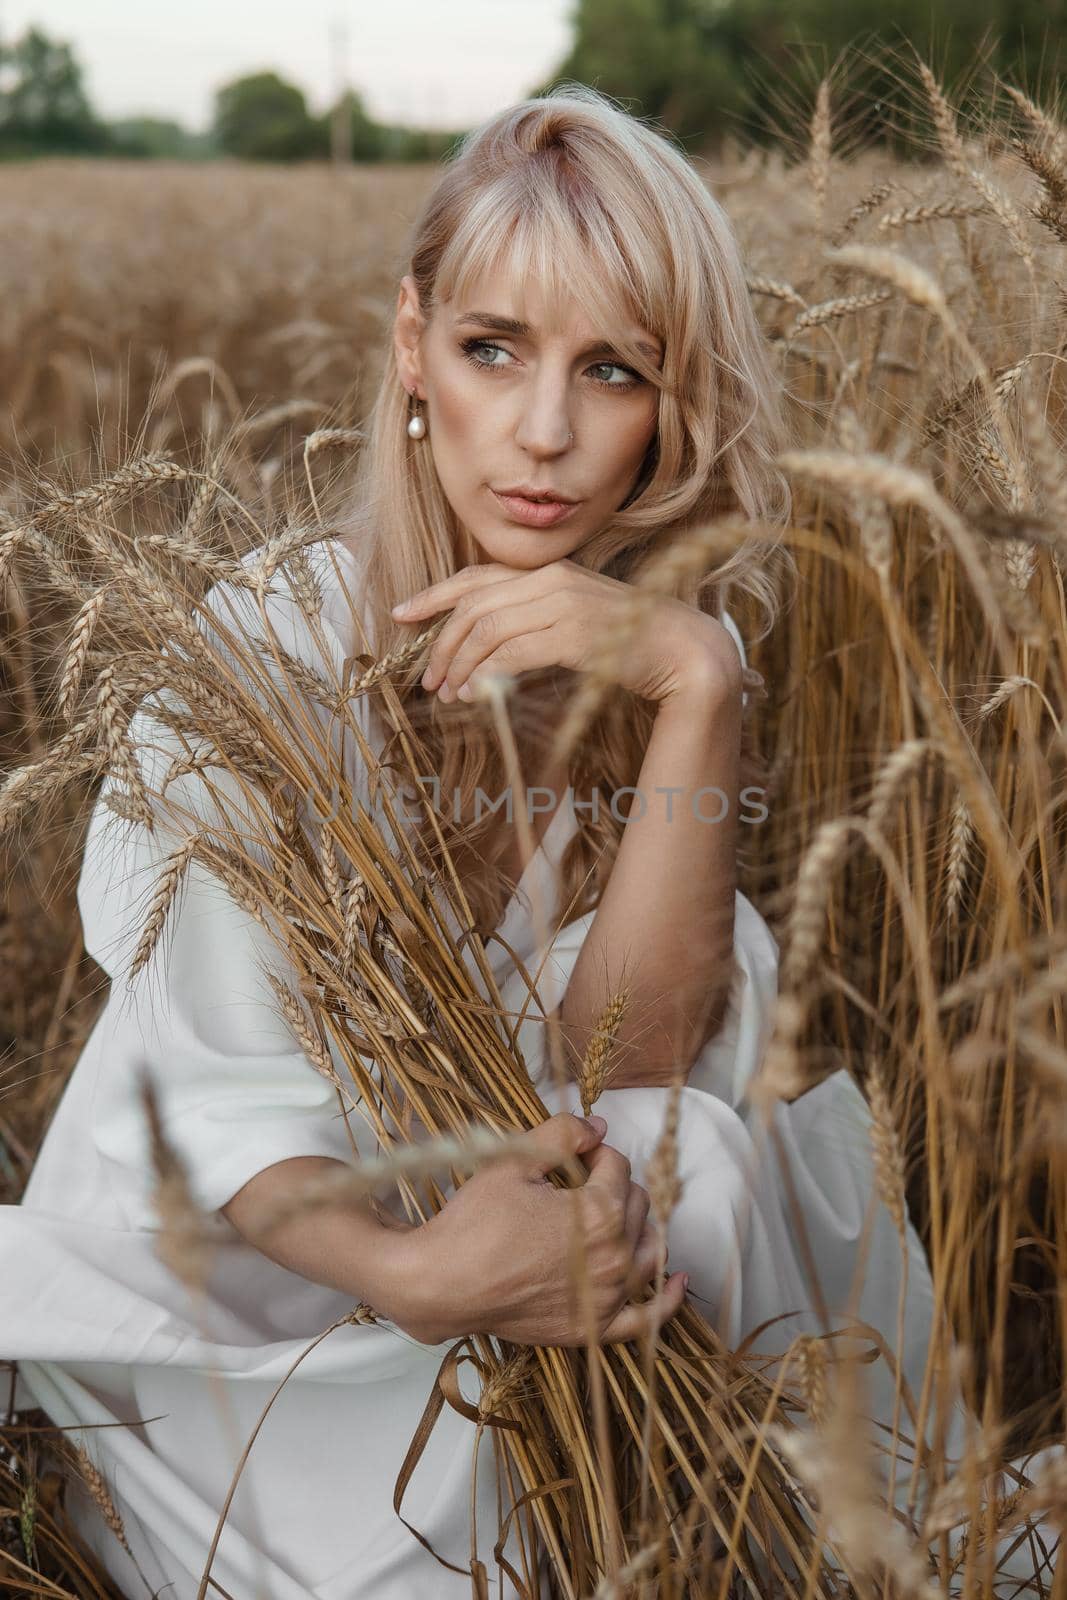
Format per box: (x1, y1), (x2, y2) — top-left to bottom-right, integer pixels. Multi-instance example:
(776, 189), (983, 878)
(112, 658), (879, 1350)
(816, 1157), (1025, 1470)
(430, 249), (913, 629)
(534, 0), (1067, 154)
(0, 26), (465, 162)
(3, 5), (1066, 163)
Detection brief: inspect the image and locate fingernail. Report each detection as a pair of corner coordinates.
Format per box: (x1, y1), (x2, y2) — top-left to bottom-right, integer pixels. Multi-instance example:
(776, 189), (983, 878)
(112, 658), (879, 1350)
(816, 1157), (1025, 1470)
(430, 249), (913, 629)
(587, 1114), (607, 1135)
(392, 600), (412, 616)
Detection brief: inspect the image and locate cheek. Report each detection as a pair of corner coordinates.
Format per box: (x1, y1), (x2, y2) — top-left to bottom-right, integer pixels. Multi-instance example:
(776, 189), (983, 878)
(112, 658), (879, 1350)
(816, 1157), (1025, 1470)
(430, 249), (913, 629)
(598, 404), (657, 487)
(431, 365), (486, 448)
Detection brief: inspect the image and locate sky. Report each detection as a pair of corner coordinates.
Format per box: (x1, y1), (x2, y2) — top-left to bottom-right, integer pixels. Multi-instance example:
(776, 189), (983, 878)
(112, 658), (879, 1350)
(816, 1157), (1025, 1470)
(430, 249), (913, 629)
(0, 0), (576, 131)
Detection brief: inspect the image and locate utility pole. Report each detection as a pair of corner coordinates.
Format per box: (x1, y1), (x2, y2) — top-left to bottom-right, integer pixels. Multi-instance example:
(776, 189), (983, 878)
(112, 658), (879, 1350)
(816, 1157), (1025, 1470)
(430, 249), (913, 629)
(329, 14), (352, 166)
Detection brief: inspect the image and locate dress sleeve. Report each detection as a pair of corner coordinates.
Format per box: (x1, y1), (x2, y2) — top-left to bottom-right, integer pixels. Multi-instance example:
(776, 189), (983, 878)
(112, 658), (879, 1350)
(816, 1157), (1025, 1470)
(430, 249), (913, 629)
(720, 606), (751, 711)
(495, 886), (779, 1110)
(81, 543), (374, 1225)
(698, 606), (780, 1102)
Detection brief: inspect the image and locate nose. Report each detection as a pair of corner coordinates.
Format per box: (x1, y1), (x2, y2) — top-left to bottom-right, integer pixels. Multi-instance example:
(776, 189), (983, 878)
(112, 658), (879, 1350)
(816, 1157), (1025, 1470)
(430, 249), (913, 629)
(513, 361), (574, 457)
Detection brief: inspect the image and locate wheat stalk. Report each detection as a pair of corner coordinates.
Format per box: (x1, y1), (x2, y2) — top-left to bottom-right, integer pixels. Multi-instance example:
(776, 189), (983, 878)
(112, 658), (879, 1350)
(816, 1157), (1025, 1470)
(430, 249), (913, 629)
(138, 1067), (214, 1291)
(57, 587), (110, 723)
(867, 739), (932, 833)
(876, 198), (988, 232)
(864, 1056), (906, 1240)
(127, 834), (198, 981)
(578, 989), (630, 1114)
(69, 1445), (133, 1558)
(746, 273), (806, 307)
(944, 794), (975, 928)
(791, 286), (894, 334)
(918, 61), (970, 180)
(808, 78), (833, 239)
(830, 177), (899, 244)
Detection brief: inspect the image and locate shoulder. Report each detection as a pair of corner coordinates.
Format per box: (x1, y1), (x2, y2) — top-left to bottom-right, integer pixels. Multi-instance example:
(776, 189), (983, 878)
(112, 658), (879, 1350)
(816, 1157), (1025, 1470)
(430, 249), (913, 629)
(105, 537), (365, 822)
(195, 536), (364, 686)
(78, 540), (371, 972)
(80, 538), (372, 936)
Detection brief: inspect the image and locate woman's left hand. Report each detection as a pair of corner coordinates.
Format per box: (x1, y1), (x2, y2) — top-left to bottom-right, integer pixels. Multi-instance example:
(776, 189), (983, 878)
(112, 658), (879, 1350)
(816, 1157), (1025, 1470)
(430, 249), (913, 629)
(391, 559), (743, 708)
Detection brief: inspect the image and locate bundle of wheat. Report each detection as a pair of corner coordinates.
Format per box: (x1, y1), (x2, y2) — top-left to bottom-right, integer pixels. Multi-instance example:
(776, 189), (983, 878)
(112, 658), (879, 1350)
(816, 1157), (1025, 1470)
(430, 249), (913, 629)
(0, 437), (954, 1597)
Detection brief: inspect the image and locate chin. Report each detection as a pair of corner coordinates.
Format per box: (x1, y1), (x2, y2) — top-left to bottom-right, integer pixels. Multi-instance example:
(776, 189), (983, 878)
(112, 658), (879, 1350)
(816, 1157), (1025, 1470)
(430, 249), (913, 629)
(474, 541), (555, 569)
(468, 522), (586, 570)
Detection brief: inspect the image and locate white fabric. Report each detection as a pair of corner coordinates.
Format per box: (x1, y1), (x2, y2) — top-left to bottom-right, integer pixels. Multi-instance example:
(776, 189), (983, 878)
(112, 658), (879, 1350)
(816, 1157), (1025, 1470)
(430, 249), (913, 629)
(0, 540), (1058, 1597)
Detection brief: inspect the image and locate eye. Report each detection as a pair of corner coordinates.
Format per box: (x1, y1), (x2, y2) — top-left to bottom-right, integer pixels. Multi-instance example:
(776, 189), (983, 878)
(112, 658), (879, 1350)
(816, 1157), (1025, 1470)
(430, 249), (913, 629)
(459, 338), (644, 391)
(587, 361), (642, 389)
(460, 337), (512, 371)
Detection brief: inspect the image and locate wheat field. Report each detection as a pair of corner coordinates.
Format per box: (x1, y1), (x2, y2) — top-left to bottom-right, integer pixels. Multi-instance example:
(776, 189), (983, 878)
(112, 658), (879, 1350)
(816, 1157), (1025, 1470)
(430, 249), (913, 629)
(2, 56), (1067, 1598)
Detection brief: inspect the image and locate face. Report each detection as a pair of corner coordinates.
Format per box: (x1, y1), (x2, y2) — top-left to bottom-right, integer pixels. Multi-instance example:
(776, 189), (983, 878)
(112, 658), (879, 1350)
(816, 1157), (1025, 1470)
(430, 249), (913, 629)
(393, 269), (662, 568)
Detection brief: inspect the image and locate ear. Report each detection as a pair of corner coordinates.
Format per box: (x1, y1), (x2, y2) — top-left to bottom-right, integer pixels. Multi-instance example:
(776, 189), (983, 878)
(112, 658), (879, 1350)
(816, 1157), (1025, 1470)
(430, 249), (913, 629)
(394, 274), (427, 400)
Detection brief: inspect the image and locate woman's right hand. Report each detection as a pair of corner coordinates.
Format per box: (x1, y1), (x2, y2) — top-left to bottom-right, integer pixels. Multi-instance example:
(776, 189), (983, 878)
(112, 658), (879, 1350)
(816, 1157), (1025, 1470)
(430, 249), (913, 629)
(392, 1112), (688, 1347)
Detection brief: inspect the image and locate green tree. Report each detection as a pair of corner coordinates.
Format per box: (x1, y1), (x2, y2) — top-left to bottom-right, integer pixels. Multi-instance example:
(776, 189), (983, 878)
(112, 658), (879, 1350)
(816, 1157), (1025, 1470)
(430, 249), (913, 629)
(327, 87), (389, 160)
(374, 120), (470, 161)
(109, 116), (211, 160)
(213, 71), (327, 161)
(534, 0), (752, 150)
(537, 0), (1067, 156)
(0, 25), (109, 155)
(324, 89), (466, 162)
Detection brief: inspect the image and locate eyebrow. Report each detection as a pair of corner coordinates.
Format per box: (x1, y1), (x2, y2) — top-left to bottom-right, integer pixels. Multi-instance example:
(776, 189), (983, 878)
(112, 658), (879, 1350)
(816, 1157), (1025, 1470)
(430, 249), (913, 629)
(455, 311), (662, 364)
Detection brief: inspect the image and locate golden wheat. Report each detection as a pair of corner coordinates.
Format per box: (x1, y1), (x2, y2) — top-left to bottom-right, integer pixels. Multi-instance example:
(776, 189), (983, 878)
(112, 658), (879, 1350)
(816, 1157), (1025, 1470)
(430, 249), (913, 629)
(4, 49), (1067, 1599)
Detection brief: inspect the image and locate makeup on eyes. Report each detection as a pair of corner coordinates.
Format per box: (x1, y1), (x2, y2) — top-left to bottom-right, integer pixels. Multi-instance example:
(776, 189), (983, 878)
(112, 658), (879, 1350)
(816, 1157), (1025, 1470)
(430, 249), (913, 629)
(455, 309), (662, 363)
(459, 336), (643, 391)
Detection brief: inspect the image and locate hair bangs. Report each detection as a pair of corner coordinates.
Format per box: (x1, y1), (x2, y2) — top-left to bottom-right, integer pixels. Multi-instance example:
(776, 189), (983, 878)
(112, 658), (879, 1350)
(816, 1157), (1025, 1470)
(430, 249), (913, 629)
(436, 176), (666, 388)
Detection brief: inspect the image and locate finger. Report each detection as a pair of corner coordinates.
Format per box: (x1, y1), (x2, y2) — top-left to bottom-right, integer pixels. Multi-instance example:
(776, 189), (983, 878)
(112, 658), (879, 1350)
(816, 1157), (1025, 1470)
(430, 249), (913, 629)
(447, 607), (562, 700)
(623, 1220), (668, 1300)
(416, 576), (542, 687)
(461, 633), (578, 703)
(516, 1112), (607, 1179)
(599, 1271), (689, 1345)
(420, 584), (530, 691)
(622, 1181), (651, 1248)
(581, 1141), (634, 1207)
(431, 601), (559, 697)
(392, 562), (518, 624)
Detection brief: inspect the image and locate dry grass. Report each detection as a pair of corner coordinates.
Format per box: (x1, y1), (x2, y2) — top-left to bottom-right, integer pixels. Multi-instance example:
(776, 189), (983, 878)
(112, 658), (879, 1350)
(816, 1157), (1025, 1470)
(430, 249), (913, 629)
(2, 50), (1067, 1598)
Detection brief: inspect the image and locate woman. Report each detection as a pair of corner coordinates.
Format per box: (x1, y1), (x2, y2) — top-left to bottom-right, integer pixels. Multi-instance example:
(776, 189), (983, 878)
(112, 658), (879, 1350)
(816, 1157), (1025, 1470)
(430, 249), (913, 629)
(1, 84), (1044, 1599)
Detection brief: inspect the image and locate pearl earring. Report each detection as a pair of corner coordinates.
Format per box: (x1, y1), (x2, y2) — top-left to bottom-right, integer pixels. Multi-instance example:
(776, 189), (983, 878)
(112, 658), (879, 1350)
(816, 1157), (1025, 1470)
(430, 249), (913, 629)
(407, 393), (426, 440)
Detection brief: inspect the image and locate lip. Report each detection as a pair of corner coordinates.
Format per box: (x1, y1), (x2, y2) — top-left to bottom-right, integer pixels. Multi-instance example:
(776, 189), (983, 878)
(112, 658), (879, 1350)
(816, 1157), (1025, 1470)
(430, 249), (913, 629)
(491, 489), (581, 528)
(495, 484), (579, 504)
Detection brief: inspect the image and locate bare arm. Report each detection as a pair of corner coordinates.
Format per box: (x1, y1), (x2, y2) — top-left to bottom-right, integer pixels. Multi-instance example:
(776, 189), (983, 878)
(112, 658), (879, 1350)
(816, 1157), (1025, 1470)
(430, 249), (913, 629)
(220, 1155), (427, 1324)
(219, 1122), (687, 1347)
(556, 656), (745, 1089)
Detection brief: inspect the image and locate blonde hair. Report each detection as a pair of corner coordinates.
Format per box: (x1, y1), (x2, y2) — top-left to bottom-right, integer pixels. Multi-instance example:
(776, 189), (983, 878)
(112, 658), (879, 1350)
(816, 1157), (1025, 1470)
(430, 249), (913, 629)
(338, 81), (796, 937)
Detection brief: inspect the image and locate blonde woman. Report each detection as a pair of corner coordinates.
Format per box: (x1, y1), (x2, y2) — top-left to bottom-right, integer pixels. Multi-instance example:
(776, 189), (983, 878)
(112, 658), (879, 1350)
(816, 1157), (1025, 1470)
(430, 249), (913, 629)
(3, 83), (1037, 1599)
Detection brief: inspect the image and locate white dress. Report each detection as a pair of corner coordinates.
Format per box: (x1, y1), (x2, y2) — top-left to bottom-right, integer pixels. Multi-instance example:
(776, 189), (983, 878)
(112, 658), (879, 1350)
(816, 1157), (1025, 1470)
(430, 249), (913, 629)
(0, 539), (1057, 1598)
